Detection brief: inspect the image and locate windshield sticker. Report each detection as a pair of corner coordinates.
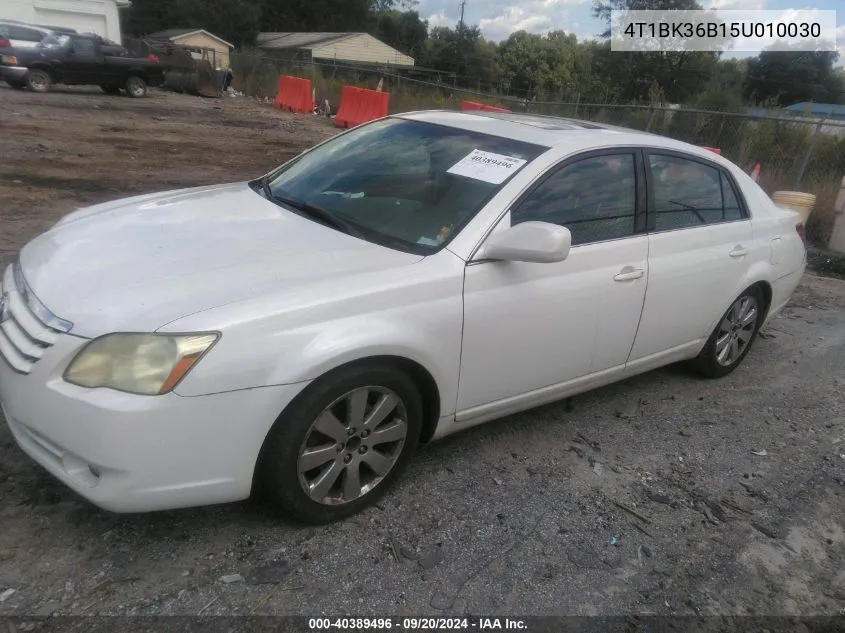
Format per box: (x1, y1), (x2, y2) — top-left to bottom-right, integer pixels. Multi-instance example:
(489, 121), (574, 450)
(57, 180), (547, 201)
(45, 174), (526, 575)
(447, 149), (529, 184)
(417, 237), (439, 246)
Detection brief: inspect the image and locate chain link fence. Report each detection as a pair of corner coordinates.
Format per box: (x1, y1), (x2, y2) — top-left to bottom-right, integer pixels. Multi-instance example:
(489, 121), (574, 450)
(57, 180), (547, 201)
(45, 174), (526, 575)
(231, 51), (845, 245)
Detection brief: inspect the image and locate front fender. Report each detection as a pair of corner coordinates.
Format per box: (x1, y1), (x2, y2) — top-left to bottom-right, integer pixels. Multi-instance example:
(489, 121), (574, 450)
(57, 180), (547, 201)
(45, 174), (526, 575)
(281, 317), (454, 401)
(166, 255), (465, 417)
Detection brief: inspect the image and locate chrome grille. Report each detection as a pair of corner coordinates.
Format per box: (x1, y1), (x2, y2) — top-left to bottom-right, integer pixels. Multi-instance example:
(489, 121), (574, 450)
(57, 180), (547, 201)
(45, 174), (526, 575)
(0, 264), (65, 374)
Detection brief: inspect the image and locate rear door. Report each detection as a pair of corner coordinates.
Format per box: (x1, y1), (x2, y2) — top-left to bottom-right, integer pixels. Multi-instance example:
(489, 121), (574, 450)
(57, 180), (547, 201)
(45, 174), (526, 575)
(628, 150), (754, 367)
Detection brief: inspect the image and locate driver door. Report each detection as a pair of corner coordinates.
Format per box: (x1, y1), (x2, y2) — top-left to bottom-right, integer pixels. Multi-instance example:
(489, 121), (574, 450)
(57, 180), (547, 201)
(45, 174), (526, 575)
(61, 36), (100, 83)
(456, 149), (650, 418)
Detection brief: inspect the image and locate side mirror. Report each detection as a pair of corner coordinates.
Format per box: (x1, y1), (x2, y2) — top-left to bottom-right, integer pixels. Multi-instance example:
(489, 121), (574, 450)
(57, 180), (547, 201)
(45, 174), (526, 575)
(476, 221), (572, 264)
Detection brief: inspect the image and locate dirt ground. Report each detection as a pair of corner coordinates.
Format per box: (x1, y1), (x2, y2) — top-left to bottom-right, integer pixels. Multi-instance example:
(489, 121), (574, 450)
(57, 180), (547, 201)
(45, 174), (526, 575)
(1, 86), (845, 620)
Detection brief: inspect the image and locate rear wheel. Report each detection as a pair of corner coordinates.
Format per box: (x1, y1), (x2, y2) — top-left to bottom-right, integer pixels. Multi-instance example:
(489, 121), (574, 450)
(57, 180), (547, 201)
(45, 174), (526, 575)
(124, 75), (147, 98)
(690, 286), (764, 378)
(256, 362), (423, 524)
(101, 84), (121, 95)
(25, 69), (51, 93)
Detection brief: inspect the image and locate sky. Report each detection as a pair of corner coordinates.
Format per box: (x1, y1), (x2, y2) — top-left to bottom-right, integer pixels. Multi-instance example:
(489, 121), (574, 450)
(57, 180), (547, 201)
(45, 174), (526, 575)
(417, 0), (845, 62)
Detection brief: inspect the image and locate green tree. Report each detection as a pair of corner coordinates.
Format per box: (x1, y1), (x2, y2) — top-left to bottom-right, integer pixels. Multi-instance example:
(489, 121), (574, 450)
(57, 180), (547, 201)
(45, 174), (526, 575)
(259, 0), (374, 33)
(418, 25), (500, 89)
(122, 0), (261, 46)
(743, 49), (843, 106)
(499, 30), (577, 98)
(592, 0), (718, 103)
(370, 10), (428, 59)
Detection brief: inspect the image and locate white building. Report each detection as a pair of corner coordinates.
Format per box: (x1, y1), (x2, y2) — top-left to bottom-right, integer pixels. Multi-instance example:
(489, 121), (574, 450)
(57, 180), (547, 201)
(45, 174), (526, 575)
(0, 0), (129, 43)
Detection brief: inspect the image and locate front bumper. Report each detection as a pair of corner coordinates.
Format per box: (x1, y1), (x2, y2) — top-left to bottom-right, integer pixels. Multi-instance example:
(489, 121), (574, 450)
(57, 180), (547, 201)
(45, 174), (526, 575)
(0, 337), (308, 512)
(0, 66), (28, 83)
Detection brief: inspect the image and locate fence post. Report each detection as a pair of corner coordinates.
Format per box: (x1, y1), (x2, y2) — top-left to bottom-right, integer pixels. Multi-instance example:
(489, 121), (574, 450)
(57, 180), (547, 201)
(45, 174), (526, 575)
(645, 108), (656, 132)
(794, 120), (824, 189)
(246, 52), (260, 97)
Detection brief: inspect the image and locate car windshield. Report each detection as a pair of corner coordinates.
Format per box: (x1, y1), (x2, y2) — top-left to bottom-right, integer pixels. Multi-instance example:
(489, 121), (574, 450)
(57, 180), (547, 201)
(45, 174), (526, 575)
(259, 118), (547, 254)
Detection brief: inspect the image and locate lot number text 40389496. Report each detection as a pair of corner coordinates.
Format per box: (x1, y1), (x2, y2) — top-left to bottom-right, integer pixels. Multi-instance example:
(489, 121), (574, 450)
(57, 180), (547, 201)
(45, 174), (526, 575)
(307, 617), (528, 630)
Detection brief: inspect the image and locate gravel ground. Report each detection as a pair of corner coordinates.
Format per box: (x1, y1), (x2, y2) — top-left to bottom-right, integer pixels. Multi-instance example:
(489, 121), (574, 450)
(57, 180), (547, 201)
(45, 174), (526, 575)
(0, 85), (844, 620)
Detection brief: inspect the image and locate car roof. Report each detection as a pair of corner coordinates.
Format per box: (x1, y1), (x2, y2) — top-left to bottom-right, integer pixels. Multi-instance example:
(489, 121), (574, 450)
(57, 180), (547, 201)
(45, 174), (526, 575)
(0, 20), (50, 33)
(395, 110), (726, 163)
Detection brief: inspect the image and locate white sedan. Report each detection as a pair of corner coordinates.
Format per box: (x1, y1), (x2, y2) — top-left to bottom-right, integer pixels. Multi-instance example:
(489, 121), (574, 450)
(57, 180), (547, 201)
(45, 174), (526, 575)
(0, 111), (806, 523)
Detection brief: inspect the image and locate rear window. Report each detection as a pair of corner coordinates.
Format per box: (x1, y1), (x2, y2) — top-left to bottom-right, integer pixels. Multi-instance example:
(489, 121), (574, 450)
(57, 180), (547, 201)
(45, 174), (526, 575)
(9, 25), (45, 41)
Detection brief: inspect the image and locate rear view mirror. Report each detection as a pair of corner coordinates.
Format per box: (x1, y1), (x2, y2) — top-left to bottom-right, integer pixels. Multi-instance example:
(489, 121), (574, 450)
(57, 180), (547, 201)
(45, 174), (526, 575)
(476, 221), (572, 264)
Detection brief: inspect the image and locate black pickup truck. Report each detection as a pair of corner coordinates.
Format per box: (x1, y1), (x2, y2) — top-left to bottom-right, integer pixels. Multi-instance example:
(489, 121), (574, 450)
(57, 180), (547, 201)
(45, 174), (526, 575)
(0, 33), (164, 97)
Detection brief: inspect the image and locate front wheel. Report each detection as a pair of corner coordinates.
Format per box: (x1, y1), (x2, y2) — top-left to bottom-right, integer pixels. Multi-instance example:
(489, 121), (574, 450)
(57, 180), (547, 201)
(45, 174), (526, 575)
(25, 69), (51, 93)
(101, 84), (121, 95)
(124, 75), (147, 98)
(690, 286), (764, 378)
(256, 363), (423, 524)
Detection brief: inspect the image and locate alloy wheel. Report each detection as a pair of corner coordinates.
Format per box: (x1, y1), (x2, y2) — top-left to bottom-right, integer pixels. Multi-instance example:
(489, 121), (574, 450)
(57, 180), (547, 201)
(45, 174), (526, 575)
(297, 386), (408, 505)
(714, 294), (758, 366)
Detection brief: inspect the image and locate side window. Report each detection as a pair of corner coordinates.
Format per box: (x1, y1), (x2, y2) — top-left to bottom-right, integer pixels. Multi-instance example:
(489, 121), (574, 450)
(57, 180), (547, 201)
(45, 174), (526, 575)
(511, 153), (638, 246)
(10, 26), (45, 42)
(71, 37), (97, 55)
(648, 154), (744, 230)
(720, 172), (744, 221)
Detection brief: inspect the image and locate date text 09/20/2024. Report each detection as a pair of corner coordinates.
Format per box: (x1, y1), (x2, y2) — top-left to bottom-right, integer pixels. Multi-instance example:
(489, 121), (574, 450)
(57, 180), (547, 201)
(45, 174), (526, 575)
(308, 618), (528, 630)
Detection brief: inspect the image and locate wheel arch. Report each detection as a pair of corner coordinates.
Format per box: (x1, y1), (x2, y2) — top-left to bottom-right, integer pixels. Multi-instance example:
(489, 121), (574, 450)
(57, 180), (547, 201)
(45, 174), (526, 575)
(26, 64), (53, 77)
(748, 279), (773, 321)
(249, 354), (443, 503)
(696, 277), (773, 357)
(126, 69), (148, 82)
(282, 355), (443, 446)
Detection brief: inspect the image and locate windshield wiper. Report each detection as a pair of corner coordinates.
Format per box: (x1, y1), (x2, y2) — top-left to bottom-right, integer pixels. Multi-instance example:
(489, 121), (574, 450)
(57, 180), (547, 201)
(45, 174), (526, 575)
(266, 190), (364, 238)
(260, 182), (418, 252)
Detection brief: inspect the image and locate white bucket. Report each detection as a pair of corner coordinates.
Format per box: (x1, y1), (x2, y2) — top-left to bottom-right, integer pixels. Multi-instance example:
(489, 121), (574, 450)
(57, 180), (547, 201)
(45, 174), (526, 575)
(771, 191), (816, 225)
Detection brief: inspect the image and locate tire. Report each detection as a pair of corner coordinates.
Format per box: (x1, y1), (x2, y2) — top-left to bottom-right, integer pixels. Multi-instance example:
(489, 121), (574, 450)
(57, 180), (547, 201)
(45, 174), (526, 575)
(101, 84), (121, 95)
(256, 362), (423, 524)
(8, 81), (25, 90)
(25, 69), (51, 93)
(124, 75), (147, 98)
(690, 285), (765, 378)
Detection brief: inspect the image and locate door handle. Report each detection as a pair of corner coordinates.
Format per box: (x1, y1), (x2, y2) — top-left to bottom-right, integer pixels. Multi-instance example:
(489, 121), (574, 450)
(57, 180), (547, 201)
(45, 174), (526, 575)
(729, 246), (749, 258)
(614, 267), (644, 282)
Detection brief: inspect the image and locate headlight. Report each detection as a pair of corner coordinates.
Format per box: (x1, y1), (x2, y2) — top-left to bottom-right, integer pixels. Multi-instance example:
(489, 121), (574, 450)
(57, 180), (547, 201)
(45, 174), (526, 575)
(64, 333), (219, 395)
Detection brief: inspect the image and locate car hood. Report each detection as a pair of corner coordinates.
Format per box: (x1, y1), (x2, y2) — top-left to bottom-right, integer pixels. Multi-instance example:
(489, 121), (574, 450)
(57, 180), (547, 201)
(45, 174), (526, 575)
(19, 183), (423, 338)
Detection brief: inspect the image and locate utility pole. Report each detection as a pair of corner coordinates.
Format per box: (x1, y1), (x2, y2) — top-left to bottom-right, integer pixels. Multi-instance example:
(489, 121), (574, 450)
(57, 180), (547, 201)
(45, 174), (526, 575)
(456, 0), (466, 80)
